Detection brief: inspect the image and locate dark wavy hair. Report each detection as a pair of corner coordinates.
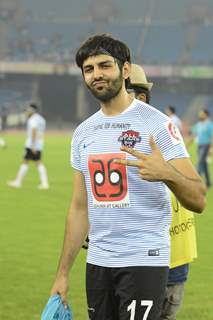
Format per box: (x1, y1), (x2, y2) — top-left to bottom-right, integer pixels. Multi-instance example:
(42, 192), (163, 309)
(29, 103), (39, 111)
(75, 33), (131, 71)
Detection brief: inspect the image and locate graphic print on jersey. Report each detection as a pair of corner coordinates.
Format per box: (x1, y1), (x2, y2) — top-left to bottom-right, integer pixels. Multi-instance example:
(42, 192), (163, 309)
(88, 153), (130, 208)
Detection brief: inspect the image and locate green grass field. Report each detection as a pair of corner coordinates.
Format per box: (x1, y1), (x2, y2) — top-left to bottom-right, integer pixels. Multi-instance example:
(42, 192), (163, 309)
(0, 133), (212, 320)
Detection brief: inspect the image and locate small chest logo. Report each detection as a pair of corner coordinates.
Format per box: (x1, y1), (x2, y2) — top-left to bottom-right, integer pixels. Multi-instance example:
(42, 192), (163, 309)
(118, 130), (141, 148)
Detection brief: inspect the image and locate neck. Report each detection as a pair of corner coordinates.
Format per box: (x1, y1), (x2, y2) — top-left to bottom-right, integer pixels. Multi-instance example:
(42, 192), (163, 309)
(100, 87), (134, 116)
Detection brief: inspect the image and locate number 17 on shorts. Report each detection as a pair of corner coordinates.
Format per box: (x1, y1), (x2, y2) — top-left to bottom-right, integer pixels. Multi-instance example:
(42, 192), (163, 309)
(128, 300), (153, 320)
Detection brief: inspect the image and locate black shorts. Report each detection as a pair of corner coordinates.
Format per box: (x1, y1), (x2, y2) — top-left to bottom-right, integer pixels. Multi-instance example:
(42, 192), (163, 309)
(86, 263), (169, 320)
(23, 148), (41, 161)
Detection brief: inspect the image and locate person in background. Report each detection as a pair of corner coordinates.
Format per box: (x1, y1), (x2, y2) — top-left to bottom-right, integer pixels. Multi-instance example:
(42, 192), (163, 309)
(1, 105), (8, 131)
(190, 109), (213, 189)
(165, 105), (182, 132)
(129, 63), (198, 320)
(7, 103), (49, 189)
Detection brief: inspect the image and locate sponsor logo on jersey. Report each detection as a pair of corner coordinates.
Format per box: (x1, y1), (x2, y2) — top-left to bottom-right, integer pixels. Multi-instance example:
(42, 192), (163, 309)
(118, 130), (141, 148)
(88, 152), (130, 208)
(83, 141), (95, 149)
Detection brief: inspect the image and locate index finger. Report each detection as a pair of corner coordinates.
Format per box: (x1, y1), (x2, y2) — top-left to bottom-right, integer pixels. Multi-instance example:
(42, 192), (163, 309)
(113, 158), (143, 168)
(120, 145), (147, 160)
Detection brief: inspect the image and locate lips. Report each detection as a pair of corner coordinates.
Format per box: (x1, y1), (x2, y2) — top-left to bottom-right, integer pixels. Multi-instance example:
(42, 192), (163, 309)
(92, 81), (107, 87)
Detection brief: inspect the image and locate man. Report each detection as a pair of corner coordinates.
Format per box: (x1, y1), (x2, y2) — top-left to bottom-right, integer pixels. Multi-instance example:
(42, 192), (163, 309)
(129, 63), (198, 320)
(165, 106), (182, 133)
(7, 103), (49, 189)
(50, 34), (206, 320)
(190, 109), (213, 189)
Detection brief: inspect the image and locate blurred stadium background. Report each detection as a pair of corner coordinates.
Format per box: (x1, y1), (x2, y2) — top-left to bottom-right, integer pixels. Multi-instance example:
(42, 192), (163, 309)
(1, 1), (213, 319)
(0, 0), (213, 129)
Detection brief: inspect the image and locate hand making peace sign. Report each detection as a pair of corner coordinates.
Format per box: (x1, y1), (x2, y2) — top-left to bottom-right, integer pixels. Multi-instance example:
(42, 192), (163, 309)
(114, 135), (170, 182)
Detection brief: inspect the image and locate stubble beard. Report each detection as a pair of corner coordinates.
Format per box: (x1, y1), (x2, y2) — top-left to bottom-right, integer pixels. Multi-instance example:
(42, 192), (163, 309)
(86, 72), (123, 103)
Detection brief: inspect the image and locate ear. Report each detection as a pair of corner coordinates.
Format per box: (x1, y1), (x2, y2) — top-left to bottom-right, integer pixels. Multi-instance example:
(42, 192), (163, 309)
(123, 61), (131, 80)
(137, 93), (146, 103)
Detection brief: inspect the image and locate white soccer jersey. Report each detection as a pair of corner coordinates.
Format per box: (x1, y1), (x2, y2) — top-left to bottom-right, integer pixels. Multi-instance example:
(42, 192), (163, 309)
(25, 113), (46, 150)
(71, 99), (189, 268)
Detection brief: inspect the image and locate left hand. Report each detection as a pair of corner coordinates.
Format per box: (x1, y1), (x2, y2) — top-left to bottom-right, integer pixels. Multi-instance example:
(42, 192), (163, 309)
(50, 274), (69, 308)
(114, 136), (170, 182)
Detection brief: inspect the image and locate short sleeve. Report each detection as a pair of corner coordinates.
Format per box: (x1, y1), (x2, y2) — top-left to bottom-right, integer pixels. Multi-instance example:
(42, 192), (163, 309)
(156, 120), (189, 162)
(29, 117), (38, 128)
(70, 131), (82, 171)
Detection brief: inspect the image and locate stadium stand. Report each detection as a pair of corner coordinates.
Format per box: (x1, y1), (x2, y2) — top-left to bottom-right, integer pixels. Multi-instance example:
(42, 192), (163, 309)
(139, 24), (185, 65)
(191, 24), (213, 65)
(1, 0), (212, 65)
(0, 0), (213, 126)
(151, 91), (194, 118)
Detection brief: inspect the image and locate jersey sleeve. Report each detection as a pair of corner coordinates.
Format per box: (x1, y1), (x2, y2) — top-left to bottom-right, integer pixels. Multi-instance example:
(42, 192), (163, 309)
(70, 130), (82, 171)
(29, 117), (39, 129)
(155, 120), (189, 161)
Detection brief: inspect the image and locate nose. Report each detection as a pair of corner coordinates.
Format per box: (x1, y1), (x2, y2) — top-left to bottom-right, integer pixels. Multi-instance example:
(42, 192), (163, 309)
(93, 66), (103, 80)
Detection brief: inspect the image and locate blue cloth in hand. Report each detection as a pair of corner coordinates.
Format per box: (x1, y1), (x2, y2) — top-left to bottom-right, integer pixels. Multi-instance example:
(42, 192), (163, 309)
(41, 294), (73, 320)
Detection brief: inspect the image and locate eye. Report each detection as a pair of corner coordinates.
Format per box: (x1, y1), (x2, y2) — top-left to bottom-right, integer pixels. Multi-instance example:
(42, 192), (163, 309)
(103, 64), (112, 69)
(84, 68), (93, 73)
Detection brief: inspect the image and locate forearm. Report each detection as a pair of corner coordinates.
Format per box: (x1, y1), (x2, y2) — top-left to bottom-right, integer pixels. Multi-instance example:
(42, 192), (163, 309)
(31, 128), (37, 149)
(164, 163), (206, 213)
(56, 206), (89, 277)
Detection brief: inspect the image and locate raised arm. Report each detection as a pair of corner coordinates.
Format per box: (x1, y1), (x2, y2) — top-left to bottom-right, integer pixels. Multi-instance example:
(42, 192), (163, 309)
(114, 136), (206, 213)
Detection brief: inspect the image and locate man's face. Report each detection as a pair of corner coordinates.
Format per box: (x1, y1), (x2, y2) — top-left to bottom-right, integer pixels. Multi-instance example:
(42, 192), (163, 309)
(82, 54), (124, 102)
(25, 108), (34, 118)
(199, 111), (207, 121)
(165, 108), (172, 117)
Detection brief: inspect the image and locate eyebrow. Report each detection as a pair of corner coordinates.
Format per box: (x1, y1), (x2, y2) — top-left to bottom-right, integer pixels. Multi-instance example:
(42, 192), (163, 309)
(83, 59), (115, 69)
